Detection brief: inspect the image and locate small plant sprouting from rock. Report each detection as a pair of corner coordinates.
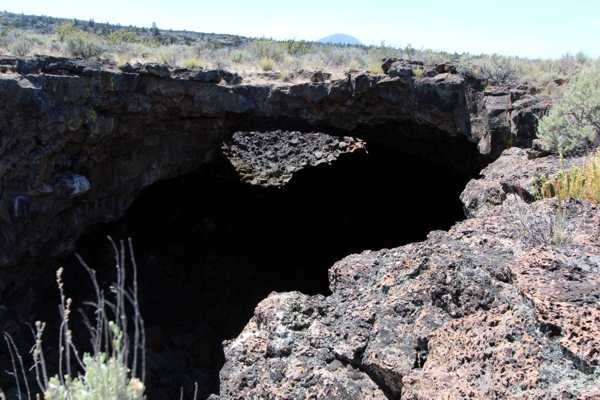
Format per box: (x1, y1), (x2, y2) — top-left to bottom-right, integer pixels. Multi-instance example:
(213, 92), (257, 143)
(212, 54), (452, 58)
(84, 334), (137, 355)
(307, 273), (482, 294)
(510, 185), (575, 246)
(413, 66), (424, 78)
(512, 197), (574, 246)
(520, 153), (600, 247)
(534, 149), (600, 203)
(2, 237), (146, 400)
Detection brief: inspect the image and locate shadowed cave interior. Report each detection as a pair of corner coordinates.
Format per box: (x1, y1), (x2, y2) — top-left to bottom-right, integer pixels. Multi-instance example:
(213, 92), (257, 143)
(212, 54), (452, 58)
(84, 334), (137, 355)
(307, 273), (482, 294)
(41, 138), (476, 398)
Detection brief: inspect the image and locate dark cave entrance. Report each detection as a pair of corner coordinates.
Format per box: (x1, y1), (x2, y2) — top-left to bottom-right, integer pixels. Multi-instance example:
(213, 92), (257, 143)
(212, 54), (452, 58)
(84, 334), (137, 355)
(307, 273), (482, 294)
(55, 139), (475, 398)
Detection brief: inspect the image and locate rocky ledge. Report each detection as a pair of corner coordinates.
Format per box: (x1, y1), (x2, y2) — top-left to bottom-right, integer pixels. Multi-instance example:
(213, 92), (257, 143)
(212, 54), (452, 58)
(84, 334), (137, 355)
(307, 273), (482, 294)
(213, 148), (600, 399)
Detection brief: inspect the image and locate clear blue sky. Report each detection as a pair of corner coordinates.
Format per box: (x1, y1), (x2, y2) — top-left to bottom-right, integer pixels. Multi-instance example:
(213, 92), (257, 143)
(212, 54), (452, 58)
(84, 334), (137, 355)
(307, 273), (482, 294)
(5, 0), (600, 59)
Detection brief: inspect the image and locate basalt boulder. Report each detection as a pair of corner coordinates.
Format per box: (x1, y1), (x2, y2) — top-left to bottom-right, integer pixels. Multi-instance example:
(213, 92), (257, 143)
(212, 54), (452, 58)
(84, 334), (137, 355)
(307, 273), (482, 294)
(213, 150), (600, 399)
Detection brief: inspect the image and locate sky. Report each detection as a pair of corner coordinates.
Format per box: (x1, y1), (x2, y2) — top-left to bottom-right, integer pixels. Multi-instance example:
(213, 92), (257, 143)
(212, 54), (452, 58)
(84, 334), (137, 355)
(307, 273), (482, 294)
(4, 0), (600, 59)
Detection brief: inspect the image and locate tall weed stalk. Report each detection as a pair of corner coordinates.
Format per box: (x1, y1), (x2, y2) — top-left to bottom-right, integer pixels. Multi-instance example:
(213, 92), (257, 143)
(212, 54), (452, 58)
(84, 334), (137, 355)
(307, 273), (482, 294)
(2, 237), (145, 400)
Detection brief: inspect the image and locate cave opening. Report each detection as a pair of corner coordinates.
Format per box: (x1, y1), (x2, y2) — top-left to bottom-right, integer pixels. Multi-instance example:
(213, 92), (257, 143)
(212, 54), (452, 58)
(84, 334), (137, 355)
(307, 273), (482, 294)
(45, 135), (476, 398)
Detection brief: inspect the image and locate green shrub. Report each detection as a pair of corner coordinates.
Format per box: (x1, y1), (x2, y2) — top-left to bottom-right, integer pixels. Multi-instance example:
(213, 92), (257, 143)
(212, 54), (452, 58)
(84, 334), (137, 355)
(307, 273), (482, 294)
(156, 45), (184, 66)
(249, 39), (285, 62)
(166, 35), (178, 45)
(112, 42), (153, 60)
(44, 323), (144, 400)
(314, 44), (335, 66)
(537, 65), (600, 155)
(230, 50), (251, 64)
(1, 30), (44, 56)
(281, 55), (302, 74)
(115, 52), (132, 66)
(278, 70), (290, 81)
(369, 61), (383, 74)
(367, 40), (401, 61)
(283, 39), (313, 56)
(478, 54), (519, 85)
(105, 30), (142, 45)
(0, 12), (7, 38)
(347, 58), (360, 70)
(2, 238), (146, 400)
(55, 22), (74, 42)
(557, 52), (592, 76)
(66, 31), (106, 59)
(9, 37), (32, 56)
(414, 49), (446, 65)
(183, 58), (202, 68)
(207, 38), (223, 49)
(332, 51), (348, 66)
(404, 42), (416, 60)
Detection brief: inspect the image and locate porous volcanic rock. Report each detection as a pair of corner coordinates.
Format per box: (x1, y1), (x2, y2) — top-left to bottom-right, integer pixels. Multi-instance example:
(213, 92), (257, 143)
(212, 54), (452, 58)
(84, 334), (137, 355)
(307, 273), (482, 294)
(222, 130), (365, 187)
(213, 150), (600, 399)
(460, 148), (587, 218)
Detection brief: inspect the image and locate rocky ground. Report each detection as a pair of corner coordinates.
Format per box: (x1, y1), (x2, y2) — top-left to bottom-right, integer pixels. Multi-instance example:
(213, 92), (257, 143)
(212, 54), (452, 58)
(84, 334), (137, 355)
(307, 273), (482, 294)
(211, 148), (600, 399)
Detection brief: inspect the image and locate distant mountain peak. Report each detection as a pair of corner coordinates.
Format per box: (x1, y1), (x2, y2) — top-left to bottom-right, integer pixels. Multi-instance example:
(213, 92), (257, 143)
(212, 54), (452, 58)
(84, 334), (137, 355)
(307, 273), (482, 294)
(317, 34), (362, 45)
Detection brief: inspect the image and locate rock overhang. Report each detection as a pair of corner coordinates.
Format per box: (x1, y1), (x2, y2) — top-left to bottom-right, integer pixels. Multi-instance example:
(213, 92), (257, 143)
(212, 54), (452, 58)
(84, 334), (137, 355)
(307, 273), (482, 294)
(0, 55), (547, 296)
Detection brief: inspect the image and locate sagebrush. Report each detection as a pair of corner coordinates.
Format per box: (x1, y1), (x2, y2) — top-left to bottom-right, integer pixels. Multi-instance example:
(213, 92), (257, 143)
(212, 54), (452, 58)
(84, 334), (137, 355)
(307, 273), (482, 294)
(537, 65), (600, 155)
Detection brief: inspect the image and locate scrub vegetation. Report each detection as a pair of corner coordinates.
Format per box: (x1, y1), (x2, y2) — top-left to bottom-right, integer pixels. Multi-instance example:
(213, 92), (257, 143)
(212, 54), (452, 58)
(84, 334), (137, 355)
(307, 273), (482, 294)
(537, 64), (600, 155)
(0, 11), (598, 86)
(534, 150), (600, 203)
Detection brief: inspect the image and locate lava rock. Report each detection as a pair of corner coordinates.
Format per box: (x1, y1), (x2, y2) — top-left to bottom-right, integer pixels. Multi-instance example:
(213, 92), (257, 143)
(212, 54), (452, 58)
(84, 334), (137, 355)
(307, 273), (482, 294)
(434, 61), (457, 74)
(310, 71), (325, 83)
(460, 147), (586, 218)
(216, 158), (600, 397)
(222, 130), (365, 187)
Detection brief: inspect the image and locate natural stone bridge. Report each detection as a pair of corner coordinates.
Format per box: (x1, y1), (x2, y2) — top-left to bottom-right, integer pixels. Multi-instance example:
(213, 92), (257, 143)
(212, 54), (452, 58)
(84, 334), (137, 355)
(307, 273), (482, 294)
(12, 55), (600, 400)
(0, 56), (546, 274)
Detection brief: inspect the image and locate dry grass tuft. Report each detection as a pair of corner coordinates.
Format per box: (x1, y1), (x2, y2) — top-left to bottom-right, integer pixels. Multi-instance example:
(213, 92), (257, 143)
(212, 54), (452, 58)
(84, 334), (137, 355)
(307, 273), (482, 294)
(258, 57), (275, 71)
